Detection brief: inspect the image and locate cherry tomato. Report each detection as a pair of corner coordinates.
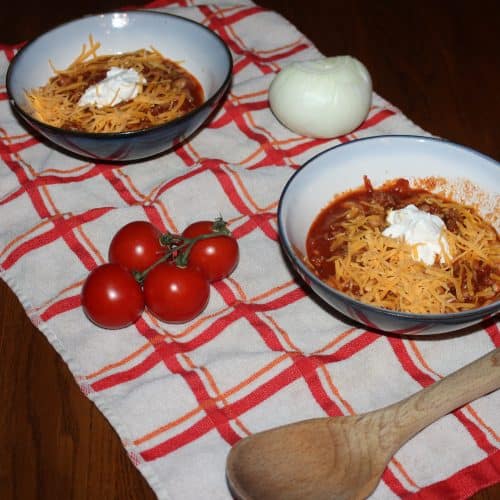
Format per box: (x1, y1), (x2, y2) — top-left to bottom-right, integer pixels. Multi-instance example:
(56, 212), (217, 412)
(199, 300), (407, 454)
(143, 263), (210, 323)
(109, 221), (164, 273)
(81, 263), (144, 329)
(182, 220), (239, 282)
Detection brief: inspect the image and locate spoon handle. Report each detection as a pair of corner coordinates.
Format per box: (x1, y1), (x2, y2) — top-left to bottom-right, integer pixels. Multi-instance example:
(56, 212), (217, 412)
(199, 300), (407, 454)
(383, 347), (500, 445)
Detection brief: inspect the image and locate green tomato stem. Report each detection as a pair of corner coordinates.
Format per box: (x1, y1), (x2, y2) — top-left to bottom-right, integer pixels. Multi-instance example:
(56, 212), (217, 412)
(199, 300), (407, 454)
(135, 218), (232, 283)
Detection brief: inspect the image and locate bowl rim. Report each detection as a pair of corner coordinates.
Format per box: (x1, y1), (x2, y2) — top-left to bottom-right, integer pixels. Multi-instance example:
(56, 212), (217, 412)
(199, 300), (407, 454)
(277, 134), (500, 322)
(5, 10), (233, 139)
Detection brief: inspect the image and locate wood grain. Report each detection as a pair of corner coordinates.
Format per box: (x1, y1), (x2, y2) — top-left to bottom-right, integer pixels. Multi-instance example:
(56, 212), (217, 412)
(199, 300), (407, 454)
(226, 350), (500, 500)
(0, 1), (499, 499)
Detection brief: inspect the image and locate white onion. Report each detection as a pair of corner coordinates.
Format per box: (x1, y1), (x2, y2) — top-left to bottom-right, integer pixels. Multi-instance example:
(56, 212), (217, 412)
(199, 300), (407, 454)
(269, 56), (372, 138)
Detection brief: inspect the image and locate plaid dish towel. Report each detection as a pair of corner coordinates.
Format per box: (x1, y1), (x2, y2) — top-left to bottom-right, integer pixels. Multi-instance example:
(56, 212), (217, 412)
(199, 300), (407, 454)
(0, 1), (498, 499)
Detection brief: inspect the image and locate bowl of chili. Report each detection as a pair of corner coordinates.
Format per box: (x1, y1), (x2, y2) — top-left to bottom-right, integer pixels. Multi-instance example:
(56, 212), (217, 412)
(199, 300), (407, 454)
(6, 10), (232, 162)
(278, 135), (500, 335)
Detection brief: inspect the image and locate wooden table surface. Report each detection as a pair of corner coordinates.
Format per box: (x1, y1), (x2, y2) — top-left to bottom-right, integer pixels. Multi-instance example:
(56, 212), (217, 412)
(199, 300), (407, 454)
(0, 0), (498, 499)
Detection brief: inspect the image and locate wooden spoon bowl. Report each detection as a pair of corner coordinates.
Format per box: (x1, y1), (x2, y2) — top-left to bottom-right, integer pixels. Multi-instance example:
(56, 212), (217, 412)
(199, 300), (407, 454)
(226, 348), (500, 500)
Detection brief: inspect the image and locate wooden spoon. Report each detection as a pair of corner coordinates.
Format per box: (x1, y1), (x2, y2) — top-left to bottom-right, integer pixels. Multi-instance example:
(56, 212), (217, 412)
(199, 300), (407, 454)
(226, 347), (500, 500)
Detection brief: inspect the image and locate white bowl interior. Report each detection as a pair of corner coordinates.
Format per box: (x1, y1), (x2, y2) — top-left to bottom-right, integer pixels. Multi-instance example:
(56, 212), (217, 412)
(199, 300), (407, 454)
(281, 136), (500, 257)
(9, 11), (231, 112)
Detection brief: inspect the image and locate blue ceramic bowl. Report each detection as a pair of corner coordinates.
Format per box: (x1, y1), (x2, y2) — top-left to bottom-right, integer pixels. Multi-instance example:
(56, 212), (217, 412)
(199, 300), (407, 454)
(6, 11), (232, 162)
(278, 135), (500, 335)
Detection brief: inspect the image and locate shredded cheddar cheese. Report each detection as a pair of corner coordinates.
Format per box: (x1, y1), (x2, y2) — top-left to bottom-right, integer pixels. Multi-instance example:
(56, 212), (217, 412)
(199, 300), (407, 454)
(25, 36), (203, 133)
(307, 184), (500, 314)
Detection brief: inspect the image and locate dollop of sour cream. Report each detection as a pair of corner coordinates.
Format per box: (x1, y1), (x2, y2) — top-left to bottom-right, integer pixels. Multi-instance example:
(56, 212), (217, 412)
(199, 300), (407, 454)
(268, 56), (372, 138)
(382, 204), (451, 265)
(78, 67), (146, 108)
